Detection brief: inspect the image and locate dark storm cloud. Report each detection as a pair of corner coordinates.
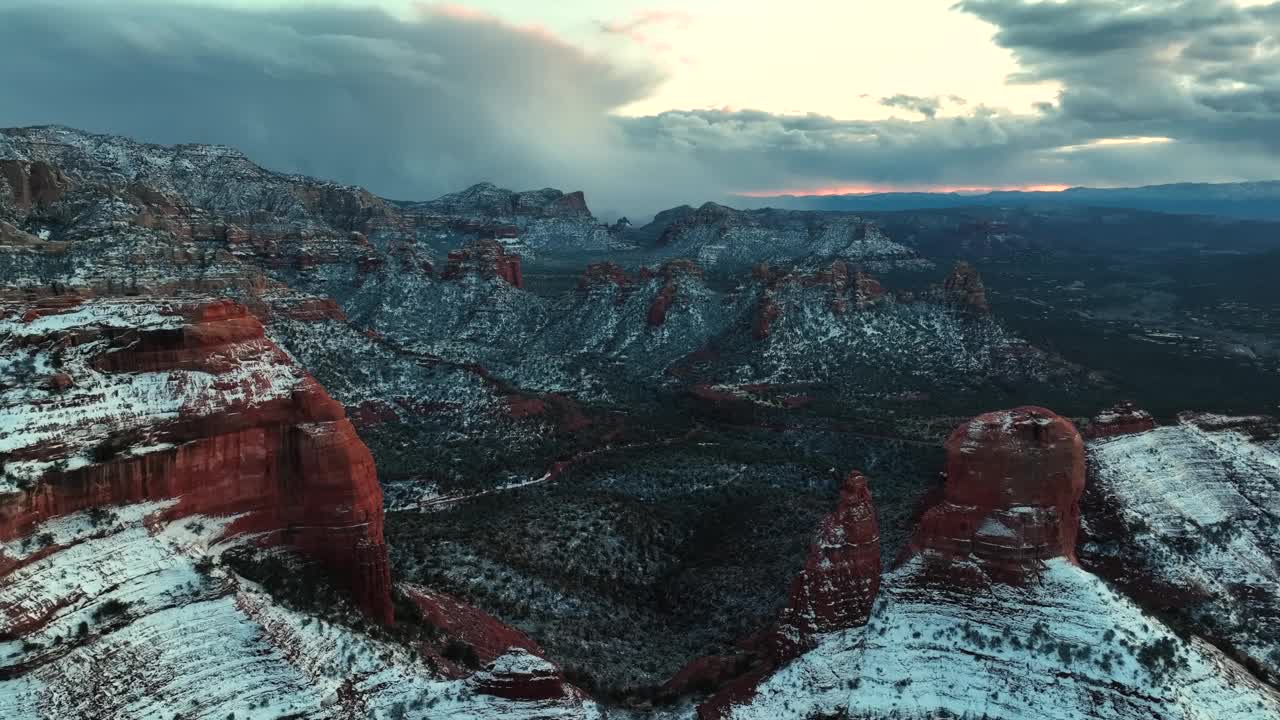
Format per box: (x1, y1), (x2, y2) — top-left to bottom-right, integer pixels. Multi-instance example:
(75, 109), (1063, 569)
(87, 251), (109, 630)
(0, 1), (710, 214)
(955, 0), (1280, 148)
(0, 1), (1278, 212)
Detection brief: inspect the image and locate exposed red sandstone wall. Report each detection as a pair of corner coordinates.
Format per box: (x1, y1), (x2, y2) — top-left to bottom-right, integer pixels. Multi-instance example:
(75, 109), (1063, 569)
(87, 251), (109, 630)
(646, 260), (704, 328)
(943, 261), (990, 314)
(1085, 401), (1157, 440)
(770, 471), (881, 660)
(442, 239), (523, 288)
(906, 406), (1085, 584)
(753, 294), (780, 340)
(687, 471), (882, 718)
(0, 298), (394, 624)
(402, 586), (545, 670)
(578, 262), (631, 292)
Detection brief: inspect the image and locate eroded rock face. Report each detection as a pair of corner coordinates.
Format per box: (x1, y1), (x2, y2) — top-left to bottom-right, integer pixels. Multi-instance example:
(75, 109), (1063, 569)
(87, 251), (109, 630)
(578, 261), (631, 292)
(646, 259), (705, 328)
(771, 471), (881, 660)
(442, 239), (524, 288)
(471, 648), (569, 701)
(1081, 411), (1280, 681)
(943, 261), (990, 314)
(688, 471), (881, 719)
(906, 406), (1085, 584)
(0, 159), (71, 212)
(0, 297), (393, 624)
(403, 585), (547, 673)
(1085, 401), (1157, 439)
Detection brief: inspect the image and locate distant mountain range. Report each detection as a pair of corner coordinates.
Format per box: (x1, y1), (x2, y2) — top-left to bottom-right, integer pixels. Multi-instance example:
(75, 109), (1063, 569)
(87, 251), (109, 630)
(743, 181), (1280, 220)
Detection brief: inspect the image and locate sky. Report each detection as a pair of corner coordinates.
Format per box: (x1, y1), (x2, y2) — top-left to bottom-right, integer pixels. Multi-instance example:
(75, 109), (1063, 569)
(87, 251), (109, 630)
(0, 0), (1278, 216)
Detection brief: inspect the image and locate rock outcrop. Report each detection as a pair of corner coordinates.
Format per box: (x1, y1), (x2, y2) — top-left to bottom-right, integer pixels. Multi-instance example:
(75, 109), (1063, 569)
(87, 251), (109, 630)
(1084, 401), (1157, 439)
(0, 297), (393, 623)
(771, 471), (881, 659)
(403, 586), (547, 671)
(578, 261), (630, 290)
(718, 408), (1280, 720)
(906, 406), (1085, 584)
(442, 239), (524, 288)
(639, 203), (931, 271)
(1081, 411), (1280, 681)
(942, 261), (990, 314)
(688, 471), (882, 718)
(471, 648), (570, 701)
(0, 159), (71, 213)
(646, 259), (704, 328)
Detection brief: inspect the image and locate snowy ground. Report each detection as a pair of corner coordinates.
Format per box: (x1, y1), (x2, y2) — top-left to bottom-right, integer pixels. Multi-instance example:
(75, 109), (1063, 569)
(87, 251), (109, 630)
(728, 558), (1280, 720)
(0, 502), (601, 720)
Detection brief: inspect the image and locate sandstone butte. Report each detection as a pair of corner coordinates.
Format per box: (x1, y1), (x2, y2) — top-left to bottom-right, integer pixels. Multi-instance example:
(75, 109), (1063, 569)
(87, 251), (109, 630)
(692, 406), (1087, 718)
(943, 260), (991, 314)
(0, 296), (394, 624)
(441, 239), (524, 288)
(1084, 401), (1158, 440)
(906, 405), (1086, 586)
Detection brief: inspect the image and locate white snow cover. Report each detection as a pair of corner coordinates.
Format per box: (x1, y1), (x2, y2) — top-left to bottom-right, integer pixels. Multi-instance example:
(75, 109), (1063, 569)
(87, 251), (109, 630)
(0, 503), (602, 720)
(727, 558), (1280, 720)
(1085, 416), (1280, 676)
(0, 298), (306, 492)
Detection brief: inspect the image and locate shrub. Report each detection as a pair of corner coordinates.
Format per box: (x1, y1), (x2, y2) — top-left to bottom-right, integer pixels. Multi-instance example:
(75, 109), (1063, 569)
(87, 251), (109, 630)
(93, 598), (131, 622)
(442, 639), (480, 669)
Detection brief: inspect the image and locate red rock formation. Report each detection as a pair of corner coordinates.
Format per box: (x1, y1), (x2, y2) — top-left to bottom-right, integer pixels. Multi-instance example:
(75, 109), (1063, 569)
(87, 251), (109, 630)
(578, 262), (631, 292)
(849, 268), (886, 310)
(665, 655), (752, 698)
(552, 190), (591, 217)
(1085, 402), (1157, 440)
(649, 285), (677, 327)
(689, 471), (882, 718)
(0, 159), (71, 211)
(646, 260), (704, 328)
(442, 240), (523, 288)
(403, 586), (546, 670)
(770, 471), (881, 660)
(753, 293), (780, 340)
(943, 261), (990, 314)
(471, 649), (568, 701)
(0, 298), (394, 624)
(905, 406), (1085, 585)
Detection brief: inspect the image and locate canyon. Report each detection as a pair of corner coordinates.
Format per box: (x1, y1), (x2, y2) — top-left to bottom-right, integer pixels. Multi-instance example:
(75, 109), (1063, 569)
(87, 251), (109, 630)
(1, 125), (1278, 719)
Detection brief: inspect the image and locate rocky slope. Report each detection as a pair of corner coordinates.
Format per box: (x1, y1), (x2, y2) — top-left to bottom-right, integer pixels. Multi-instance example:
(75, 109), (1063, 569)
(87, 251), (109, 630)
(632, 203), (931, 271)
(402, 182), (622, 256)
(0, 296), (599, 719)
(1081, 411), (1280, 682)
(717, 408), (1280, 719)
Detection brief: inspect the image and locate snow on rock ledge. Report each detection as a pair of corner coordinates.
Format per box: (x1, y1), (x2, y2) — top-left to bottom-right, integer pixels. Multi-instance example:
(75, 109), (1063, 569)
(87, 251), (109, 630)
(0, 296), (392, 623)
(1082, 412), (1280, 681)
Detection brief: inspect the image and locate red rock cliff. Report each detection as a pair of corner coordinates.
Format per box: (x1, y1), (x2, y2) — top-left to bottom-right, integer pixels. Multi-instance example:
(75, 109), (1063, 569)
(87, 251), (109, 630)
(442, 239), (523, 288)
(681, 471), (882, 719)
(1085, 401), (1156, 440)
(0, 297), (394, 623)
(905, 406), (1085, 585)
(943, 261), (990, 314)
(771, 470), (881, 660)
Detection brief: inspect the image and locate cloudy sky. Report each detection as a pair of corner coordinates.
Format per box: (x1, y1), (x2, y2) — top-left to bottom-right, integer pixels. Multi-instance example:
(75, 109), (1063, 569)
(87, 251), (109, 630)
(1, 1), (1278, 216)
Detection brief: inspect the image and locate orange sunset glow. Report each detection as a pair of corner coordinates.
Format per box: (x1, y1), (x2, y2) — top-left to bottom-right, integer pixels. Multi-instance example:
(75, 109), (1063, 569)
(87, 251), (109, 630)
(736, 183), (1075, 198)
